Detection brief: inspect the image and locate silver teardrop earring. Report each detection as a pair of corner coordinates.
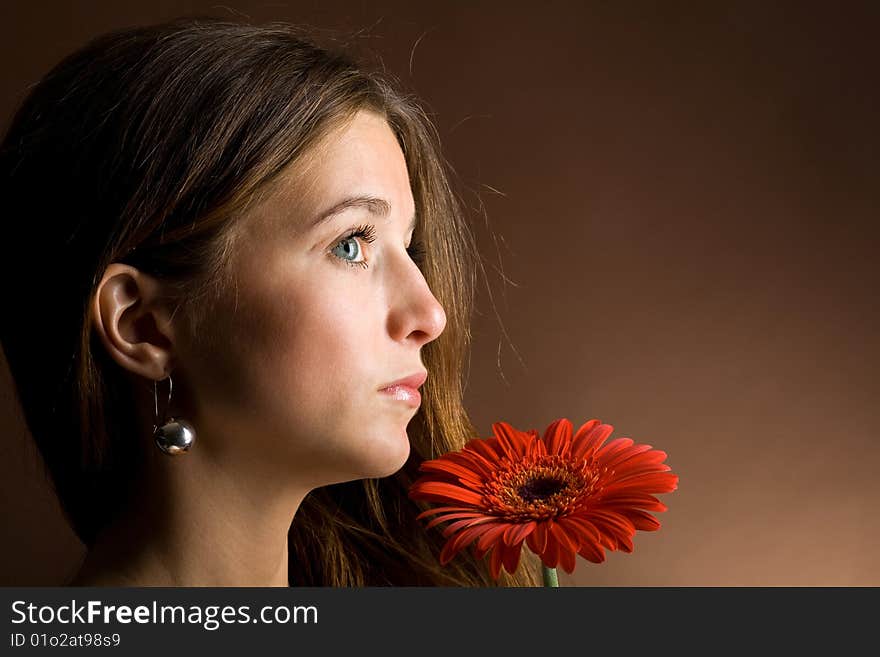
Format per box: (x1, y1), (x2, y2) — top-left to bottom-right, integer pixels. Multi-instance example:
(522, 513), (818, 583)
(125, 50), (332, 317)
(152, 374), (196, 455)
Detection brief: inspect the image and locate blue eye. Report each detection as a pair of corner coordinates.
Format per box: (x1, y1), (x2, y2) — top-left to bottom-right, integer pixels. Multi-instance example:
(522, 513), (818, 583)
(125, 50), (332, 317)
(331, 224), (376, 269)
(329, 223), (427, 271)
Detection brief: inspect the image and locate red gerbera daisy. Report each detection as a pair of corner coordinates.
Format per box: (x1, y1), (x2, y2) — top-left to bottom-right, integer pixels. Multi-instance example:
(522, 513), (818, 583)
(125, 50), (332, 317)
(408, 418), (679, 581)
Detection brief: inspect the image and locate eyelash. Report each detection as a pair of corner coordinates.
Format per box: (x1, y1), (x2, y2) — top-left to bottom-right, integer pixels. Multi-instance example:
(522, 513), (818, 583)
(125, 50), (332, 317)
(331, 223), (427, 270)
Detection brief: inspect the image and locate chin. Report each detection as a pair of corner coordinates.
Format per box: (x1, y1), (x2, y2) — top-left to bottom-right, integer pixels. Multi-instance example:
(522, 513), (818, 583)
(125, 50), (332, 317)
(372, 440), (411, 478)
(313, 421), (413, 485)
(360, 429), (412, 479)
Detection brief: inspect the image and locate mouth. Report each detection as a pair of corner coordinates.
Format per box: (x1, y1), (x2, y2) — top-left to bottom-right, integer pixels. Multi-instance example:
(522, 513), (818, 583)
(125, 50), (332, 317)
(378, 371), (428, 391)
(378, 371), (427, 408)
(379, 384), (421, 408)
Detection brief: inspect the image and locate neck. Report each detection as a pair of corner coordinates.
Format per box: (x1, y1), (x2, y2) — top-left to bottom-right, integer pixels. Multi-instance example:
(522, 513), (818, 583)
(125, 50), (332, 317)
(69, 440), (306, 587)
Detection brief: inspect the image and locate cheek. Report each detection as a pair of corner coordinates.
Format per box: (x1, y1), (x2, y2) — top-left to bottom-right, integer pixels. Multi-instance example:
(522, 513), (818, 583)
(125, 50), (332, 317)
(183, 259), (409, 481)
(232, 284), (409, 480)
(230, 280), (377, 418)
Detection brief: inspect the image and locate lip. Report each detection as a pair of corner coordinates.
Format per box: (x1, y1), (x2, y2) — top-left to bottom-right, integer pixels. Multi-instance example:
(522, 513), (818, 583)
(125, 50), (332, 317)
(378, 371), (428, 392)
(379, 371), (427, 408)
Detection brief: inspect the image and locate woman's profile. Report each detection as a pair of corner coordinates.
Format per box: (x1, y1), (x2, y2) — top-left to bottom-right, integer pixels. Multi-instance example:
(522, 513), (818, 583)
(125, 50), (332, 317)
(0, 17), (540, 586)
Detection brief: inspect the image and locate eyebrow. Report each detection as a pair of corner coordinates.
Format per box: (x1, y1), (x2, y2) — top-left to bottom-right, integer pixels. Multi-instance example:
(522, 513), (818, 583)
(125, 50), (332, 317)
(309, 195), (417, 234)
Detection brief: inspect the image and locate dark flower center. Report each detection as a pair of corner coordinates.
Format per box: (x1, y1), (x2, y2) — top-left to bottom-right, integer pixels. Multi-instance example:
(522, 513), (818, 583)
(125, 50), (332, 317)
(484, 455), (598, 520)
(517, 476), (566, 502)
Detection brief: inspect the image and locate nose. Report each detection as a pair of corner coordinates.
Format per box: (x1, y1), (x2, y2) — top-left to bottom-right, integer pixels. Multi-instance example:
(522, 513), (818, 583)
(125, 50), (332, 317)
(386, 255), (447, 346)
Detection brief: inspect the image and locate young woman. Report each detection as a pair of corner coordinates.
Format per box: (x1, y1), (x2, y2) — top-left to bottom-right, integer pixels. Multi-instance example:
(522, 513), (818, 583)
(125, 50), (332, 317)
(0, 17), (540, 586)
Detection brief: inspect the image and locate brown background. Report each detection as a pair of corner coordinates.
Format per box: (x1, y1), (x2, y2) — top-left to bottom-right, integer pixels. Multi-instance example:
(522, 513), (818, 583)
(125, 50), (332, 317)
(1, 1), (877, 586)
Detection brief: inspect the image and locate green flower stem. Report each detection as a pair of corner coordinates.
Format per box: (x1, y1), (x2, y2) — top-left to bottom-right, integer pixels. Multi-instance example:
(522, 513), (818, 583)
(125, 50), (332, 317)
(542, 565), (559, 587)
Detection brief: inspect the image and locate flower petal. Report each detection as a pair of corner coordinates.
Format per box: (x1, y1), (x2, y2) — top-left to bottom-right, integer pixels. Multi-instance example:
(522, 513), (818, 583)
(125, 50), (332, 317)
(445, 453), (496, 482)
(548, 519), (579, 554)
(439, 523), (495, 564)
(408, 481), (484, 506)
(598, 495), (668, 512)
(527, 435), (547, 458)
(617, 448), (670, 467)
(415, 505), (475, 520)
(596, 532), (616, 550)
(492, 421), (529, 459)
(596, 437), (635, 463)
(464, 437), (501, 464)
(618, 508), (663, 532)
(526, 520), (548, 554)
(547, 522), (580, 573)
(501, 540), (524, 575)
(424, 511), (488, 530)
(603, 443), (654, 469)
(578, 540), (606, 564)
(460, 443), (504, 474)
(590, 509), (636, 535)
(474, 522), (510, 553)
(418, 459), (484, 486)
(559, 516), (601, 546)
(610, 461), (673, 482)
(557, 542), (577, 574)
(542, 528), (561, 568)
(602, 472), (679, 495)
(562, 516), (609, 557)
(503, 521), (537, 547)
(572, 419), (601, 441)
(443, 516), (497, 536)
(588, 510), (636, 550)
(542, 418), (573, 456)
(571, 422), (613, 461)
(489, 543), (504, 580)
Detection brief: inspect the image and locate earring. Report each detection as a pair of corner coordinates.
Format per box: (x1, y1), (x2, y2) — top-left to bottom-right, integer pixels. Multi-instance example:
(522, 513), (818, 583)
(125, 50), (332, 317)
(152, 374), (196, 455)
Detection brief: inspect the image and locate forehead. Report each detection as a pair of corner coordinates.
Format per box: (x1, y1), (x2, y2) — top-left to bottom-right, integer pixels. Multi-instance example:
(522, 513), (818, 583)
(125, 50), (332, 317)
(267, 111), (410, 222)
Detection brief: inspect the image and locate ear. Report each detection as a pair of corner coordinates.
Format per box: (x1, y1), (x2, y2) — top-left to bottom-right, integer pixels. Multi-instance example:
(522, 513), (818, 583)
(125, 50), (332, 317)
(91, 263), (177, 381)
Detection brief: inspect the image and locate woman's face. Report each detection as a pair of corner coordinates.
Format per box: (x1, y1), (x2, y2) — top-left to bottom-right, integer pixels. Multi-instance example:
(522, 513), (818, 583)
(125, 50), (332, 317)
(177, 110), (447, 489)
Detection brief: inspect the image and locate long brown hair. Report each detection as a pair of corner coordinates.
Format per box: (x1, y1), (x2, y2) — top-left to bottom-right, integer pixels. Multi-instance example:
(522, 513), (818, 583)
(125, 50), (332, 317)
(0, 17), (540, 586)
